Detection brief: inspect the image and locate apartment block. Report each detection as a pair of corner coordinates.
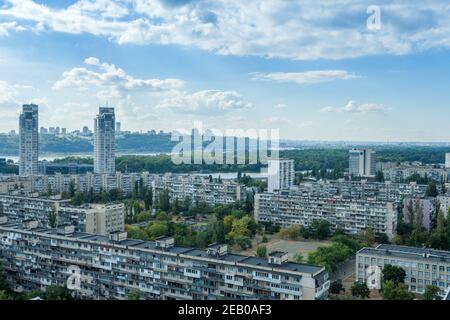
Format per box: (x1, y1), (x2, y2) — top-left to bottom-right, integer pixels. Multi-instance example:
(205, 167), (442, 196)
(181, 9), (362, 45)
(295, 180), (427, 202)
(58, 203), (125, 235)
(0, 194), (69, 226)
(152, 174), (246, 206)
(356, 244), (450, 295)
(0, 194), (124, 234)
(19, 104), (39, 176)
(0, 223), (330, 300)
(94, 107), (116, 174)
(349, 149), (376, 178)
(255, 192), (397, 239)
(267, 159), (295, 193)
(0, 172), (153, 196)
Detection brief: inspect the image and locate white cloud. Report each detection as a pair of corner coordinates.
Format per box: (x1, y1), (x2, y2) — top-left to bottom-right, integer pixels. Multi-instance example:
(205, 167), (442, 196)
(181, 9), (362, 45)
(274, 103), (287, 109)
(53, 57), (184, 97)
(1, 1), (450, 60)
(156, 90), (253, 115)
(0, 21), (25, 36)
(320, 100), (387, 114)
(263, 116), (292, 126)
(251, 71), (360, 85)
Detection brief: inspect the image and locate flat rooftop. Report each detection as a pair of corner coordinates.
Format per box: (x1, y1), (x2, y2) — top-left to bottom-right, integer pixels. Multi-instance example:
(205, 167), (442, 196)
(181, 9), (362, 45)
(0, 223), (324, 275)
(358, 244), (450, 264)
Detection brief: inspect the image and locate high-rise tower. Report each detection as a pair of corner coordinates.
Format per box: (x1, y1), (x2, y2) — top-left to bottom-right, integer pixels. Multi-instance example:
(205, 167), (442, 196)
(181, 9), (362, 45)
(19, 104), (39, 176)
(94, 107), (116, 174)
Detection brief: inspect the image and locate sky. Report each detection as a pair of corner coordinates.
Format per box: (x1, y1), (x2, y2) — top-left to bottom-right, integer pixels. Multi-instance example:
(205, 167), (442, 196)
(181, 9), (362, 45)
(0, 0), (450, 142)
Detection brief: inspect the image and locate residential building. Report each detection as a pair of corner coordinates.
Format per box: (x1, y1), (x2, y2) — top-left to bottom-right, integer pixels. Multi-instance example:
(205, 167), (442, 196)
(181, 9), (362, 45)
(152, 174), (246, 206)
(356, 244), (450, 295)
(0, 194), (69, 226)
(268, 159), (295, 193)
(19, 104), (39, 176)
(402, 197), (436, 231)
(0, 223), (330, 300)
(57, 203), (125, 235)
(295, 180), (427, 202)
(437, 195), (450, 218)
(255, 192), (397, 239)
(349, 149), (376, 178)
(446, 153), (450, 169)
(94, 107), (116, 174)
(0, 194), (124, 234)
(0, 176), (33, 194)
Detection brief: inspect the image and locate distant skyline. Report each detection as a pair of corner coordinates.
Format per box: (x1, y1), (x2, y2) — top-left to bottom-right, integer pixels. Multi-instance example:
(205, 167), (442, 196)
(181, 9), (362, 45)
(1, 1), (450, 142)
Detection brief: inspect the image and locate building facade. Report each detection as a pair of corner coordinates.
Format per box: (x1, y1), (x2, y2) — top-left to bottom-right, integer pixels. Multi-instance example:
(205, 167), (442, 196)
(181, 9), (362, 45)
(0, 194), (124, 234)
(0, 223), (330, 300)
(19, 104), (39, 176)
(349, 149), (376, 178)
(152, 174), (247, 206)
(255, 192), (397, 239)
(94, 107), (116, 174)
(295, 180), (427, 203)
(357, 244), (450, 295)
(267, 159), (295, 193)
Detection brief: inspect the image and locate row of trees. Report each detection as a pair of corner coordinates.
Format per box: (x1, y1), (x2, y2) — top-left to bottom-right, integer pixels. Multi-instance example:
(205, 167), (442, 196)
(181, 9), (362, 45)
(278, 220), (332, 241)
(396, 199), (450, 251)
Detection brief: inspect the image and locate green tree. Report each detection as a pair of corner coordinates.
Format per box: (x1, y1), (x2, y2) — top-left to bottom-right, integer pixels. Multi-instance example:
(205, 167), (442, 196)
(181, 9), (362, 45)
(256, 245), (267, 258)
(426, 181), (438, 197)
(423, 285), (441, 300)
(0, 290), (9, 300)
(381, 281), (414, 300)
(311, 219), (331, 240)
(330, 280), (345, 295)
(146, 222), (169, 239)
(382, 265), (406, 286)
(308, 242), (352, 274)
(293, 253), (304, 263)
(279, 225), (301, 240)
(351, 281), (370, 300)
(44, 285), (73, 300)
(68, 179), (76, 197)
(375, 170), (385, 182)
(48, 206), (57, 229)
(127, 289), (141, 300)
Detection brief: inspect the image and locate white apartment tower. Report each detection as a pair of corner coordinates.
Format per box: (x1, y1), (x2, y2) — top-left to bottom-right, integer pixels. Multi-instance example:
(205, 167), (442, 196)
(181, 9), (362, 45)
(19, 104), (39, 176)
(445, 153), (450, 169)
(94, 107), (116, 174)
(349, 149), (376, 177)
(268, 159), (295, 193)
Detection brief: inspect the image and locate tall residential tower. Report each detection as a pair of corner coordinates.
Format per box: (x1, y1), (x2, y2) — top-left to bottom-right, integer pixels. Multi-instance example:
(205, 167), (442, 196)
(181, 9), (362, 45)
(94, 107), (116, 174)
(267, 159), (295, 193)
(19, 104), (39, 176)
(349, 148), (376, 177)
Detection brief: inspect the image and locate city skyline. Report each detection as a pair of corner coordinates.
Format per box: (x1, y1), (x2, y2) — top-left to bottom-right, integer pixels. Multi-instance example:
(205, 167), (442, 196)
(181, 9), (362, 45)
(0, 1), (450, 142)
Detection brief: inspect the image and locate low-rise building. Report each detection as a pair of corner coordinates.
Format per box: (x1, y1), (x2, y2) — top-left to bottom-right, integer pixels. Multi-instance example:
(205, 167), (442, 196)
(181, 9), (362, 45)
(356, 244), (450, 295)
(0, 222), (330, 300)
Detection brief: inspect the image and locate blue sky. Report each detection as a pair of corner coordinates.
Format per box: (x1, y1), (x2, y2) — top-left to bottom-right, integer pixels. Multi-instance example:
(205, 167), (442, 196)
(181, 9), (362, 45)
(0, 0), (450, 141)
